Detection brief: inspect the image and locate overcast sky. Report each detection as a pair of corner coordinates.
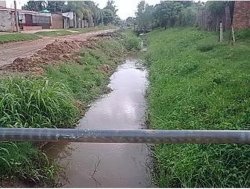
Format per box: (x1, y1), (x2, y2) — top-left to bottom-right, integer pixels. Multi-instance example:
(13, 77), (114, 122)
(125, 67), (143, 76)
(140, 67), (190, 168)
(5, 0), (161, 19)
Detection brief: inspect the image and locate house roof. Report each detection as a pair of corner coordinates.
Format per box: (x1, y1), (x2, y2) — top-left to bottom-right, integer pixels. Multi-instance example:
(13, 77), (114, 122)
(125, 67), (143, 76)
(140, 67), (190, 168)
(0, 7), (50, 16)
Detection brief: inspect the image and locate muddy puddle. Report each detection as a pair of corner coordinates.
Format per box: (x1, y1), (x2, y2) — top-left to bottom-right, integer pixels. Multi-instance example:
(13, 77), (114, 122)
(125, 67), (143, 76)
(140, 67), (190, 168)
(45, 58), (152, 188)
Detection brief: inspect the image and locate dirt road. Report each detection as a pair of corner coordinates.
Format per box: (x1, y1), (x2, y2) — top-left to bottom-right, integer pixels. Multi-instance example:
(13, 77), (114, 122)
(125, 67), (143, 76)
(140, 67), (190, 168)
(0, 29), (115, 67)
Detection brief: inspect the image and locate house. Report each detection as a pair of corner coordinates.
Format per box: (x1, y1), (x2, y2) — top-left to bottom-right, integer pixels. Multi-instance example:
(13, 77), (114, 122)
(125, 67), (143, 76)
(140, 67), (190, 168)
(19, 10), (51, 30)
(0, 7), (51, 31)
(0, 0), (6, 8)
(0, 7), (16, 32)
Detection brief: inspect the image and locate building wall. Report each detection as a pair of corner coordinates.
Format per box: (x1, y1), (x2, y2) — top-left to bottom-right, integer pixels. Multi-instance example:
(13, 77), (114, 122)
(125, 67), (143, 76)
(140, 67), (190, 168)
(0, 1), (6, 8)
(0, 10), (14, 32)
(51, 13), (63, 29)
(233, 1), (250, 30)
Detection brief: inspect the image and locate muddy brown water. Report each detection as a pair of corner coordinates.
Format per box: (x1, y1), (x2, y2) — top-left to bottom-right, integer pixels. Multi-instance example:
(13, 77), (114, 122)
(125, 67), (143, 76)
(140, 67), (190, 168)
(45, 58), (152, 188)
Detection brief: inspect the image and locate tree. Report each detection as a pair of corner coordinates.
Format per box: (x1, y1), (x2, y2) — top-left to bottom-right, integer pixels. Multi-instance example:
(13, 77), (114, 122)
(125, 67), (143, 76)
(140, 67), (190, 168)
(47, 1), (65, 13)
(126, 17), (136, 27)
(154, 1), (184, 29)
(102, 9), (114, 25)
(22, 1), (45, 11)
(135, 1), (154, 32)
(101, 0), (118, 25)
(104, 0), (118, 16)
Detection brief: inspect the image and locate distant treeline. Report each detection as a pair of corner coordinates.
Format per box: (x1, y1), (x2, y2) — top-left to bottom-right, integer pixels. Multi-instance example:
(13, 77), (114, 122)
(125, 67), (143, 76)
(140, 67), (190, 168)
(126, 1), (235, 33)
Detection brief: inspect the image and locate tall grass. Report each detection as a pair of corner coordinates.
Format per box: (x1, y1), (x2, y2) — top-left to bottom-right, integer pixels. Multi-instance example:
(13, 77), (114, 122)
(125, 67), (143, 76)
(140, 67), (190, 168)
(0, 77), (77, 185)
(0, 142), (58, 186)
(146, 28), (250, 187)
(0, 77), (79, 128)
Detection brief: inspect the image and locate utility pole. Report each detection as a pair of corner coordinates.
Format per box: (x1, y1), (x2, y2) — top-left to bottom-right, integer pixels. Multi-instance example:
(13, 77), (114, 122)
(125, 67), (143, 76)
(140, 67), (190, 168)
(14, 0), (19, 32)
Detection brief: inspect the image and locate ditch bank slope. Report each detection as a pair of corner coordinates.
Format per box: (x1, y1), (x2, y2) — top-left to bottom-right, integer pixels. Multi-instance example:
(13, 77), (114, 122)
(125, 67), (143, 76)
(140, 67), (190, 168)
(145, 28), (250, 188)
(0, 31), (141, 187)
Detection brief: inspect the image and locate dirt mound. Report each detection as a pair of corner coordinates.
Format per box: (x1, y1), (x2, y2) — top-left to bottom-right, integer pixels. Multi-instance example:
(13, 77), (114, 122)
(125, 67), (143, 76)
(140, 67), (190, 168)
(0, 38), (99, 74)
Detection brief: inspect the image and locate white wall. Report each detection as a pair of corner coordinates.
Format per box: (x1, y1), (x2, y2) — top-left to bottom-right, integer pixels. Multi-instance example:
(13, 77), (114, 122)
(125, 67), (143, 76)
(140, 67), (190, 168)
(0, 10), (14, 32)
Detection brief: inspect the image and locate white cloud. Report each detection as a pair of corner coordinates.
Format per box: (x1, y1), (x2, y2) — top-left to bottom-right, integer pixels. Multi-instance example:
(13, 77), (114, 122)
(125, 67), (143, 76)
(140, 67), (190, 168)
(5, 0), (161, 19)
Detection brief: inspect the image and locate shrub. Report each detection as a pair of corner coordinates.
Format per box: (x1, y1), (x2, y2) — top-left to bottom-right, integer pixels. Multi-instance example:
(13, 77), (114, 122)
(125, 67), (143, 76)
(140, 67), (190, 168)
(121, 31), (141, 51)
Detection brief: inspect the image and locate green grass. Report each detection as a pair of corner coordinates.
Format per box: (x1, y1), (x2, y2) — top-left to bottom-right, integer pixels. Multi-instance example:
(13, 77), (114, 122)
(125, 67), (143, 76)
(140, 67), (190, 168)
(0, 33), (39, 44)
(45, 37), (125, 103)
(0, 77), (79, 129)
(70, 25), (115, 33)
(235, 28), (250, 41)
(0, 32), (134, 186)
(35, 30), (74, 37)
(0, 142), (58, 186)
(146, 28), (250, 187)
(36, 26), (116, 37)
(0, 26), (115, 44)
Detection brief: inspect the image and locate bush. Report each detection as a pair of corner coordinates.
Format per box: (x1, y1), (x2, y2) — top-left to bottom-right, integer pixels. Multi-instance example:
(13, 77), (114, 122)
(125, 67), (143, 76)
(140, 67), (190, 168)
(121, 31), (141, 51)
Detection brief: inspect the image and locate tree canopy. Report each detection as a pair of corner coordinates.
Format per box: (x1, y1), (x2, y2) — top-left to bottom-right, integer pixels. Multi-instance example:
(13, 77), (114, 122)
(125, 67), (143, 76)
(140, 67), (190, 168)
(134, 1), (201, 32)
(22, 0), (119, 26)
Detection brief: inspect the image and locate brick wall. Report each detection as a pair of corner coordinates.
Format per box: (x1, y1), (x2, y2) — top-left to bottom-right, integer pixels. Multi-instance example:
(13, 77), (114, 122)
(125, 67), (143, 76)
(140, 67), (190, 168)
(233, 1), (250, 30)
(51, 13), (63, 29)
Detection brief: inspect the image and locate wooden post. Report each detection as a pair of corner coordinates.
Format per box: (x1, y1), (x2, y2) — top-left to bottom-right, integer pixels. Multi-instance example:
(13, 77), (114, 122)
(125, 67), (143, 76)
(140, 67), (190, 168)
(232, 26), (235, 43)
(219, 21), (223, 42)
(14, 0), (19, 32)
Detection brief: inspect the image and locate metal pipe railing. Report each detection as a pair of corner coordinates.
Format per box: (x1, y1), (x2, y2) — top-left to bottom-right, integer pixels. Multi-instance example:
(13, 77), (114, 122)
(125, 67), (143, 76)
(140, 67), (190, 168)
(0, 128), (250, 144)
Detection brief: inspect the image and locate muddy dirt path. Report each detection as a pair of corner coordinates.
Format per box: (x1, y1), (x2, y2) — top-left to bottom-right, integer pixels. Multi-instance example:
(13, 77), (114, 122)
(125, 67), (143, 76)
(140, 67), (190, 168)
(0, 29), (115, 67)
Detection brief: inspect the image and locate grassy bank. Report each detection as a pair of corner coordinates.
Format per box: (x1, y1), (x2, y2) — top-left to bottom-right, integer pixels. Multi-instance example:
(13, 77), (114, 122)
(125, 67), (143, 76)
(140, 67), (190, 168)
(0, 26), (115, 44)
(0, 31), (140, 186)
(145, 28), (250, 187)
(34, 26), (115, 37)
(0, 33), (39, 44)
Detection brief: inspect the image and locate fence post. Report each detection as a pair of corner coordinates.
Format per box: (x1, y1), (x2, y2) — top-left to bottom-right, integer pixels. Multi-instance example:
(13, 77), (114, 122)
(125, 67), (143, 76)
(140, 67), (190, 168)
(220, 21), (223, 42)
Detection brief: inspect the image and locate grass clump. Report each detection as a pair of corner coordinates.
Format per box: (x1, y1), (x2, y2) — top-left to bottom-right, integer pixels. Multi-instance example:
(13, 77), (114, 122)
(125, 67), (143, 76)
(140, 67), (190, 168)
(146, 28), (250, 187)
(0, 33), (39, 44)
(0, 77), (79, 128)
